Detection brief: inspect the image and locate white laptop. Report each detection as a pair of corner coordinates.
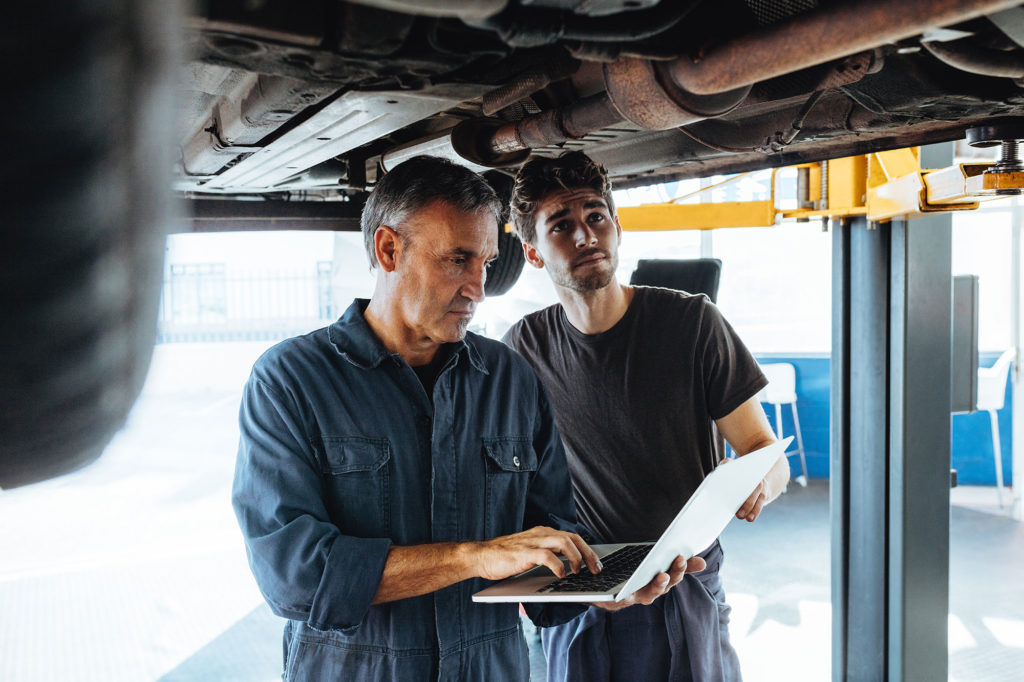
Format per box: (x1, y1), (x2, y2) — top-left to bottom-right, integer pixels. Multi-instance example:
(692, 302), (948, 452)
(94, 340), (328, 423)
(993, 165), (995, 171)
(472, 437), (792, 603)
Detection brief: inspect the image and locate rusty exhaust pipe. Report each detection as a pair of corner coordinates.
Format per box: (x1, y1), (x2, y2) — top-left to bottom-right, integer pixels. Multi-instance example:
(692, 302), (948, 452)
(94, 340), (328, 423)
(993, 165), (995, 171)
(448, 0), (1021, 165)
(668, 0), (1022, 96)
(452, 69), (754, 166)
(451, 93), (625, 166)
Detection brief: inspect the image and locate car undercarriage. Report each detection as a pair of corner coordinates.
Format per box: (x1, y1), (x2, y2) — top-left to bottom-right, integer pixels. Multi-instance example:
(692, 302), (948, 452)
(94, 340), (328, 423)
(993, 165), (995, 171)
(6, 0), (1024, 487)
(177, 0), (1024, 201)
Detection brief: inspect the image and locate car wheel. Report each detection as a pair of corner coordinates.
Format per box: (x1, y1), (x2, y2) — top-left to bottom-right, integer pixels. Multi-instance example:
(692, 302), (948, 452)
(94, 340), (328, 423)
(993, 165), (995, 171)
(483, 171), (525, 297)
(0, 2), (178, 488)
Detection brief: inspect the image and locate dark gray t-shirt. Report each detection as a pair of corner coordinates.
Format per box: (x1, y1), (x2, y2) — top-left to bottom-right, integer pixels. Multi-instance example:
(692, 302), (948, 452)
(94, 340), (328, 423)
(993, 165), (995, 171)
(503, 286), (767, 544)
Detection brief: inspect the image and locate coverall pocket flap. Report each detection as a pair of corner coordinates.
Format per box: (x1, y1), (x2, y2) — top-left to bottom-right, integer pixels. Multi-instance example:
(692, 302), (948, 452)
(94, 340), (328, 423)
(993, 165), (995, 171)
(483, 438), (537, 473)
(320, 437), (390, 475)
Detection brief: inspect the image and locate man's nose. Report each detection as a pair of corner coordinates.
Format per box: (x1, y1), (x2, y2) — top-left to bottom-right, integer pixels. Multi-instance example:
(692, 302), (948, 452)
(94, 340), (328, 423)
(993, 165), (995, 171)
(461, 262), (487, 302)
(574, 222), (598, 248)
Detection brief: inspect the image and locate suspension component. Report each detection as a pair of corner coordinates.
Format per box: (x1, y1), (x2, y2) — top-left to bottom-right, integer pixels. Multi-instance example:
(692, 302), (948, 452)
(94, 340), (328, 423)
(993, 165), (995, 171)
(966, 119), (1024, 195)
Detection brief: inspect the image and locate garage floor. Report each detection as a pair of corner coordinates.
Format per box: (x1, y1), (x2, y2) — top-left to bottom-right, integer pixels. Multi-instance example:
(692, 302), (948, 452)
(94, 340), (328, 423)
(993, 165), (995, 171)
(1, 343), (1021, 682)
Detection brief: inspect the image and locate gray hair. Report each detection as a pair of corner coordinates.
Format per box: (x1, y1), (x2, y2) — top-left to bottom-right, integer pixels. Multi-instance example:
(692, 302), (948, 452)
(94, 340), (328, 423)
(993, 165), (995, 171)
(361, 156), (503, 268)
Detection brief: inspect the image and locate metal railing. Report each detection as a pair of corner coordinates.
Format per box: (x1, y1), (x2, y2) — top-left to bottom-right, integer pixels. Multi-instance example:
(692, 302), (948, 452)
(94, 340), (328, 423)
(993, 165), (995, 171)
(156, 262), (335, 343)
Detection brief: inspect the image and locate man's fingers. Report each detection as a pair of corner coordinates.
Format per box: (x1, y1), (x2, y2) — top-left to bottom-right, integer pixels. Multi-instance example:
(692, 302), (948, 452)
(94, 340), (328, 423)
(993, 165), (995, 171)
(558, 535), (585, 574)
(661, 558), (683, 585)
(664, 556), (689, 586)
(495, 527), (613, 579)
(632, 572), (671, 605)
(637, 572), (670, 601)
(569, 534), (603, 574)
(737, 481), (766, 519)
(534, 530), (601, 575)
(736, 498), (754, 519)
(594, 555), (707, 610)
(736, 498), (750, 518)
(533, 549), (568, 578)
(741, 489), (765, 520)
(524, 528), (592, 575)
(744, 494), (766, 522)
(533, 531), (583, 573)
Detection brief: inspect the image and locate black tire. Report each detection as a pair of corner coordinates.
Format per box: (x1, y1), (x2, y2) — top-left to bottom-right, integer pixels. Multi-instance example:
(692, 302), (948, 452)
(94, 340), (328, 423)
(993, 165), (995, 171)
(0, 3), (178, 488)
(483, 171), (525, 297)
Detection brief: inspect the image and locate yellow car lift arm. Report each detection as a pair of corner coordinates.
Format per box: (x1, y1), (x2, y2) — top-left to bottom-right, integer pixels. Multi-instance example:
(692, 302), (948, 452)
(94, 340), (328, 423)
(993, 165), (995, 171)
(616, 147), (1024, 231)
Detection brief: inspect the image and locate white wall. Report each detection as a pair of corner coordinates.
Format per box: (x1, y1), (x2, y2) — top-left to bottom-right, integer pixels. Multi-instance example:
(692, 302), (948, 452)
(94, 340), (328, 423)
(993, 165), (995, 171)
(162, 191), (1021, 356)
(952, 202), (1016, 352)
(165, 231), (334, 273)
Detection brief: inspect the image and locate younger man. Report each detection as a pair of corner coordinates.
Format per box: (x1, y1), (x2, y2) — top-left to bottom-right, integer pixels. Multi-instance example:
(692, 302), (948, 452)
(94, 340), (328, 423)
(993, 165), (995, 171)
(504, 151), (790, 681)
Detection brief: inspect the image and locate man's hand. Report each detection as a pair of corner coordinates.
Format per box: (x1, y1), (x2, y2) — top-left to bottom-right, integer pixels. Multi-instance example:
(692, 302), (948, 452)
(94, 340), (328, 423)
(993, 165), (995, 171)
(590, 555), (706, 612)
(737, 478), (768, 522)
(469, 526), (602, 581)
(373, 529), (597, 605)
(716, 396), (791, 523)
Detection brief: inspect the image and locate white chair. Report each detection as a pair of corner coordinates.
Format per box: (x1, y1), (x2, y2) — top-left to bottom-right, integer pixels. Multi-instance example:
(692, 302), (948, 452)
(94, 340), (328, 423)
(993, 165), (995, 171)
(977, 348), (1015, 508)
(757, 363), (808, 487)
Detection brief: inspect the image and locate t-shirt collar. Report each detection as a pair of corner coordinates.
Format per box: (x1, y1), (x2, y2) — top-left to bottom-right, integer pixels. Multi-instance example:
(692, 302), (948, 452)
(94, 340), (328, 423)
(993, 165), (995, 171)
(557, 287), (642, 343)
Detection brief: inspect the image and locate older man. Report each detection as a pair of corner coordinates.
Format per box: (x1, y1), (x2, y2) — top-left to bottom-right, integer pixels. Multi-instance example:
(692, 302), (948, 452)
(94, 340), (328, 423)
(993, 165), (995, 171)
(504, 151), (789, 682)
(231, 156), (697, 681)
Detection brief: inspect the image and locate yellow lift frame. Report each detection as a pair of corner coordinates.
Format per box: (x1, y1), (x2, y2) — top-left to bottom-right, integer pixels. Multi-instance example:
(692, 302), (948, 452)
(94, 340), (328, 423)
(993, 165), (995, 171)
(616, 148), (1024, 230)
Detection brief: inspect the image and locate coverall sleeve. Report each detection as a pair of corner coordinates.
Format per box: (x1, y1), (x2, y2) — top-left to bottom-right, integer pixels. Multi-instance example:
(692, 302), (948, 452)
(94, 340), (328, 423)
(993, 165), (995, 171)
(231, 372), (391, 633)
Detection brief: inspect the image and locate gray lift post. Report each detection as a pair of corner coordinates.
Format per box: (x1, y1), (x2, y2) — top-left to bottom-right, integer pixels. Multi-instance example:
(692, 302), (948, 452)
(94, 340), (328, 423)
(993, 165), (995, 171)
(1012, 200), (1023, 520)
(831, 143), (953, 681)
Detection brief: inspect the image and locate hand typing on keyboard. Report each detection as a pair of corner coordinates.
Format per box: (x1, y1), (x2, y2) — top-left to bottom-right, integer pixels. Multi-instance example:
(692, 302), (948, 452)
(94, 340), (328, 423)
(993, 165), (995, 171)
(542, 544), (653, 593)
(590, 554), (706, 612)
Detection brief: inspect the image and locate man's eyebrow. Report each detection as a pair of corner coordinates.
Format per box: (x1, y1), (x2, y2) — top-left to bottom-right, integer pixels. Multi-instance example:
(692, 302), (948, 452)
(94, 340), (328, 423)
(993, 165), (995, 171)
(544, 199), (608, 225)
(445, 246), (498, 259)
(545, 208), (570, 225)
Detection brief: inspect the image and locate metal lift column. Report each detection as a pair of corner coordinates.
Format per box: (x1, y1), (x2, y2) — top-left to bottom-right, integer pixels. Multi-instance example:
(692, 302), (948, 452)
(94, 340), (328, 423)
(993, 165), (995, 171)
(831, 143), (953, 681)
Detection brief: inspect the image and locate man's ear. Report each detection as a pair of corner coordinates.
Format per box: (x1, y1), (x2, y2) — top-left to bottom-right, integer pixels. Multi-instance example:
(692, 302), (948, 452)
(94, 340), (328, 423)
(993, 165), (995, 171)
(375, 225), (402, 272)
(522, 240), (544, 269)
(615, 216), (623, 243)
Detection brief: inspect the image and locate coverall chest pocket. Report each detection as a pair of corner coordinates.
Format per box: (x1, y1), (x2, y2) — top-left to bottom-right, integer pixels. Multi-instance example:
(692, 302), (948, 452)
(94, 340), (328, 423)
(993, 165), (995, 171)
(483, 438), (537, 537)
(318, 437), (391, 537)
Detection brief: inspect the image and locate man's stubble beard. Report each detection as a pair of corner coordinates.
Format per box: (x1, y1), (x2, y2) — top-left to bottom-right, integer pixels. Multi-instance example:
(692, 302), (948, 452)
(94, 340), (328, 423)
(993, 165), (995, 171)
(552, 250), (619, 293)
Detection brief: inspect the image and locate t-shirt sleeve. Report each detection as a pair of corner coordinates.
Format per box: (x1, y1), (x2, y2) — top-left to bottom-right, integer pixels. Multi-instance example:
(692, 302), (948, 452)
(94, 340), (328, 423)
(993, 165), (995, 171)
(698, 299), (768, 420)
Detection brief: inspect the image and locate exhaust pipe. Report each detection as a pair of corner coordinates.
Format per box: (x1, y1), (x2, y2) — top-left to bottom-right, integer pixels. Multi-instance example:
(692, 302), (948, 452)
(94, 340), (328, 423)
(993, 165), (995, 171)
(667, 0), (1022, 95)
(395, 0), (1024, 166)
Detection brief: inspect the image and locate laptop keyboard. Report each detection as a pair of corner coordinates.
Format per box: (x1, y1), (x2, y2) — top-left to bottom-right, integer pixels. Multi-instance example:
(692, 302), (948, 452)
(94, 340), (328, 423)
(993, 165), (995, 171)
(538, 544), (653, 593)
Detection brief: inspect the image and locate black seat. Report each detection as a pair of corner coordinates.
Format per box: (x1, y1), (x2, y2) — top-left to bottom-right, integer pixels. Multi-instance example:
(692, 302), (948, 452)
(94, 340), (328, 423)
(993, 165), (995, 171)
(629, 258), (728, 460)
(628, 258), (722, 303)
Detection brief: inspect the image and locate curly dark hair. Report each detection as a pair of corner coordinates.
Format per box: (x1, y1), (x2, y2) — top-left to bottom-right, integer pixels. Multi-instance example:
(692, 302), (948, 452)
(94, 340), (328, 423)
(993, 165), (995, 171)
(510, 151), (615, 244)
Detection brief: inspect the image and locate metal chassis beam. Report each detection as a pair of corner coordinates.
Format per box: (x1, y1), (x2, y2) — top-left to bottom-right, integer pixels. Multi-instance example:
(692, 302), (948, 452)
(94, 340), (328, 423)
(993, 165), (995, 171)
(176, 198), (365, 233)
(831, 143), (953, 681)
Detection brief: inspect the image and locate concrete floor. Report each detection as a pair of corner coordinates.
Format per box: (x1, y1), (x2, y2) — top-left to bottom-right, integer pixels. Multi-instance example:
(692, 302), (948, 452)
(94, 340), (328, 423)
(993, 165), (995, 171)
(1, 343), (1021, 681)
